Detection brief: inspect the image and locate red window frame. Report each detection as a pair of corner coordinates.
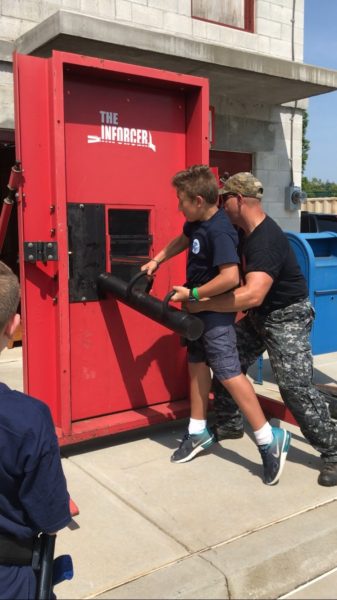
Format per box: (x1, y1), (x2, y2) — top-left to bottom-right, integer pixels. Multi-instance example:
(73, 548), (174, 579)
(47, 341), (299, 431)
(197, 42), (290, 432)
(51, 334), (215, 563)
(191, 0), (254, 34)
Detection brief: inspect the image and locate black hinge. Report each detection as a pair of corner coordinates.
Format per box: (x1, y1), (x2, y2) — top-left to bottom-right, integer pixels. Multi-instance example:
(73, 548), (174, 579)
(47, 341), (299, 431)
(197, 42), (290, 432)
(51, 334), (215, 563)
(24, 242), (58, 263)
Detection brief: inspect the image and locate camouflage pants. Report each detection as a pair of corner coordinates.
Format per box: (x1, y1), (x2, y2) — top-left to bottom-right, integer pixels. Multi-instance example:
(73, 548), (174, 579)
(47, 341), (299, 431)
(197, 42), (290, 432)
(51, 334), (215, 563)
(213, 298), (337, 462)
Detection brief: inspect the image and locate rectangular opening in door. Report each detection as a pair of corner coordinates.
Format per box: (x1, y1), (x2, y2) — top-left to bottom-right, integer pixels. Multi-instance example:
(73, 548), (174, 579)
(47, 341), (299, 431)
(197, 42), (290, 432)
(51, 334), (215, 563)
(108, 208), (152, 281)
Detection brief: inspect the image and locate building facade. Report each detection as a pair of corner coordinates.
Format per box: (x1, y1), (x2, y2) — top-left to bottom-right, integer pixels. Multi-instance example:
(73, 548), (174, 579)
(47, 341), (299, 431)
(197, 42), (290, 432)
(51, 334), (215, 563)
(1, 0), (337, 231)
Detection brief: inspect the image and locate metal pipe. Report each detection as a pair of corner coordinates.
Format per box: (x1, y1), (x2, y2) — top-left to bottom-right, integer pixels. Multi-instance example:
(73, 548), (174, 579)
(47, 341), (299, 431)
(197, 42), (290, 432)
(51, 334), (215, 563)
(0, 162), (22, 253)
(97, 272), (204, 341)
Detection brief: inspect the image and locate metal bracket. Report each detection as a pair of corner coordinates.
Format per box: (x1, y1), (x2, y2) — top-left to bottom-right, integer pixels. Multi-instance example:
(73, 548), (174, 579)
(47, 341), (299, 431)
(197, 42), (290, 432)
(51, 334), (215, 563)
(24, 241), (58, 263)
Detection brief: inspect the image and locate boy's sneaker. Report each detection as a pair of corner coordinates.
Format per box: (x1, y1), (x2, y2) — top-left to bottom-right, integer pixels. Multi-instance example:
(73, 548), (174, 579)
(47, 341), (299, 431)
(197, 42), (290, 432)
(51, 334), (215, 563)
(171, 427), (216, 463)
(259, 426), (291, 485)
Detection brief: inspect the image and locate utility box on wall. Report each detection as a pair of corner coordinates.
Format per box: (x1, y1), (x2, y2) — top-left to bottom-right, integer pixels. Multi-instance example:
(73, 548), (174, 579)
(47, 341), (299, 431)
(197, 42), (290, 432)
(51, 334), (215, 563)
(14, 51), (209, 445)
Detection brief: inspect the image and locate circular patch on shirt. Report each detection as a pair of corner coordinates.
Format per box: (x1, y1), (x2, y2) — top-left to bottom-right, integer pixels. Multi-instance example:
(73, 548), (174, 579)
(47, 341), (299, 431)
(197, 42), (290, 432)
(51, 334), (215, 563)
(192, 238), (200, 254)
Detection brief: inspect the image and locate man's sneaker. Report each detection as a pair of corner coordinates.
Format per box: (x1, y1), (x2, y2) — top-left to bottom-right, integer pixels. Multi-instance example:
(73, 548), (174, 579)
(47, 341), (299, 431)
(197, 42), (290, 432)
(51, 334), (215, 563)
(318, 462), (337, 486)
(171, 427), (216, 463)
(212, 424), (244, 442)
(258, 426), (291, 485)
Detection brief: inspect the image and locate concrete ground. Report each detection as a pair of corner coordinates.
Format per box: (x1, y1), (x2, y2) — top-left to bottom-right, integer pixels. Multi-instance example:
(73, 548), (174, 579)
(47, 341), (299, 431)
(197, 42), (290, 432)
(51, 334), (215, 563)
(1, 346), (337, 599)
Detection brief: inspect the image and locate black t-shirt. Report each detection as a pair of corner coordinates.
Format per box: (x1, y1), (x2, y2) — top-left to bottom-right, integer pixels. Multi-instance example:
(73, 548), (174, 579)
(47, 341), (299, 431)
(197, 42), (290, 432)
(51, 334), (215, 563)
(183, 209), (239, 327)
(241, 215), (308, 314)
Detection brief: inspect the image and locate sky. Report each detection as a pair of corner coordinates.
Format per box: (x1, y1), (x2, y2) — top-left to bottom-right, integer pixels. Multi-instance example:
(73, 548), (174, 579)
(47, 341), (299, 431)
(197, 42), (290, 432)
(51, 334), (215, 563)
(303, 0), (337, 181)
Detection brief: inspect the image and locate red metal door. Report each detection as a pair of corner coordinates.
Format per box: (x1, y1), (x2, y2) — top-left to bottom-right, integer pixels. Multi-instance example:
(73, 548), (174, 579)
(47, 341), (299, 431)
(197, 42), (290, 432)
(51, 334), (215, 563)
(63, 76), (188, 420)
(14, 51), (209, 444)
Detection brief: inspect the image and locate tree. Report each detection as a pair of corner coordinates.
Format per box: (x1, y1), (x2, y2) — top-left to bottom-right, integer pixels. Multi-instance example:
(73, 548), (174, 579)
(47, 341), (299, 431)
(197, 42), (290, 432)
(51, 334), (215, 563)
(302, 176), (337, 197)
(301, 111), (337, 196)
(302, 109), (310, 176)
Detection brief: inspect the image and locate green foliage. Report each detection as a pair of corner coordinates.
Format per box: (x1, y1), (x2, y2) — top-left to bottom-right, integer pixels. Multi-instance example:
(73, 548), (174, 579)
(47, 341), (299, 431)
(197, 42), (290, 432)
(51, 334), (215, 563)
(302, 110), (310, 175)
(302, 176), (337, 197)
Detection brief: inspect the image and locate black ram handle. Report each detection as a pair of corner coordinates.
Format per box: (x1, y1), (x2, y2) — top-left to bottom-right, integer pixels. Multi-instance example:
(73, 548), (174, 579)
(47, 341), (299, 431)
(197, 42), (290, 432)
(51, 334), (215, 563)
(97, 273), (204, 341)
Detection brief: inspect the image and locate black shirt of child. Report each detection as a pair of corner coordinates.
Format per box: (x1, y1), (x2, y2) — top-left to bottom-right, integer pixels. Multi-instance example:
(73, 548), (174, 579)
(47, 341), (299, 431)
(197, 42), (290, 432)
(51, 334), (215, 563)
(241, 215), (308, 315)
(0, 383), (71, 600)
(183, 209), (239, 327)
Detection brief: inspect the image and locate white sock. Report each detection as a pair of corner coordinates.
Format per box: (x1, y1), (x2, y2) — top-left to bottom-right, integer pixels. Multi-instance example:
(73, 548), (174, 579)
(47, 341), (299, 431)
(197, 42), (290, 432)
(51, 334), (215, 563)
(254, 422), (273, 446)
(188, 418), (207, 435)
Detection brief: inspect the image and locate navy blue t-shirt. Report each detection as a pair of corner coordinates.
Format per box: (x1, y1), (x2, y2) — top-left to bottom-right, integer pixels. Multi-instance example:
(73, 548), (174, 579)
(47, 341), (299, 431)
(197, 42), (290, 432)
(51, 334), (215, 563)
(0, 383), (71, 599)
(183, 209), (239, 327)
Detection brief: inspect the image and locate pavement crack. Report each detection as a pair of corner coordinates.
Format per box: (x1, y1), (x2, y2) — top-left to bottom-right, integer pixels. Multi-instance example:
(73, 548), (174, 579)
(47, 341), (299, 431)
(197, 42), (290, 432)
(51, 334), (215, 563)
(66, 456), (191, 553)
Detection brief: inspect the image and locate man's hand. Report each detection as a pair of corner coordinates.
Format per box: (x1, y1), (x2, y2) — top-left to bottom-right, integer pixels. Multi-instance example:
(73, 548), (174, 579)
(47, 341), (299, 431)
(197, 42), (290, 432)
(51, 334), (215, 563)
(171, 285), (190, 302)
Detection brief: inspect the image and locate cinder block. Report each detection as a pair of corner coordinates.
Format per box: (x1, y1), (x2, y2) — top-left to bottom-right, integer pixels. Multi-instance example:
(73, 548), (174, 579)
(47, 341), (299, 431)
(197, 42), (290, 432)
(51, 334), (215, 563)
(149, 0), (178, 11)
(269, 3), (285, 23)
(230, 29), (258, 52)
(218, 26), (234, 47)
(192, 18), (208, 40)
(177, 0), (190, 17)
(256, 16), (281, 38)
(256, 35), (270, 55)
(2, 0), (40, 22)
(40, 2), (61, 20)
(269, 37), (291, 58)
(204, 21), (222, 43)
(281, 22), (292, 43)
(256, 1), (271, 20)
(80, 0), (97, 15)
(271, 0), (294, 7)
(61, 0), (81, 10)
(164, 12), (192, 36)
(116, 0), (132, 21)
(97, 0), (116, 19)
(0, 15), (31, 40)
(132, 4), (164, 29)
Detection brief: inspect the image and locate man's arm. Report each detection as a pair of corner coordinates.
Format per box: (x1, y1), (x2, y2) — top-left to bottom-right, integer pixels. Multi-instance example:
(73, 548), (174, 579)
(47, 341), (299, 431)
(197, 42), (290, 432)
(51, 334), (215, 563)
(141, 233), (189, 275)
(187, 271), (273, 313)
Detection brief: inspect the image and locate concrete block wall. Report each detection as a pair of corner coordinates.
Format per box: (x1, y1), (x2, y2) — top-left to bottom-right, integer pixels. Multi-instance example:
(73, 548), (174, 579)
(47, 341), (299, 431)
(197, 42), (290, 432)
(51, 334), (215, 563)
(211, 95), (303, 229)
(256, 0), (304, 61)
(256, 106), (303, 230)
(0, 0), (305, 130)
(0, 62), (14, 129)
(0, 0), (304, 61)
(0, 0), (305, 228)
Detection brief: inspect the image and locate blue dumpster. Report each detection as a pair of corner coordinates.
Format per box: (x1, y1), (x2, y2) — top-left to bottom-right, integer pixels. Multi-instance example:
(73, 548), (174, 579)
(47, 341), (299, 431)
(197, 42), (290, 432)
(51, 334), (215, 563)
(286, 232), (337, 355)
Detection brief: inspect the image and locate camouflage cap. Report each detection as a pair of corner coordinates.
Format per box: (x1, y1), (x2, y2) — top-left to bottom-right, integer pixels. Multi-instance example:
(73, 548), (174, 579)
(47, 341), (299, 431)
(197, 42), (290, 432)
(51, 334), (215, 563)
(219, 172), (263, 199)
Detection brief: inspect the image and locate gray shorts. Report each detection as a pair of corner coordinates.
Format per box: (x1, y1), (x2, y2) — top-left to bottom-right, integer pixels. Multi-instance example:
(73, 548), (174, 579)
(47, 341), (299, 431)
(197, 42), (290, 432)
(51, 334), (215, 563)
(187, 324), (241, 381)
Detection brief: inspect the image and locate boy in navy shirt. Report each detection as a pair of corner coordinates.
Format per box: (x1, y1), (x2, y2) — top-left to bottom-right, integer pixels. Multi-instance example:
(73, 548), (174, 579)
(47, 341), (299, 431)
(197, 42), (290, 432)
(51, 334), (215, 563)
(0, 261), (71, 599)
(142, 165), (291, 485)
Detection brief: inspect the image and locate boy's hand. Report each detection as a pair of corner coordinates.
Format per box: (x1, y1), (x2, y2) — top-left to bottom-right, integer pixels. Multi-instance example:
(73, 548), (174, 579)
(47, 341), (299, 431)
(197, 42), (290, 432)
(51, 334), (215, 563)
(141, 259), (160, 276)
(171, 286), (189, 302)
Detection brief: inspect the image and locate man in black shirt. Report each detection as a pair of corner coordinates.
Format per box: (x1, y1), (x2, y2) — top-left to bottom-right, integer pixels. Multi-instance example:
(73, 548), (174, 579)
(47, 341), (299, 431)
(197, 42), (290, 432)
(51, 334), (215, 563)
(188, 172), (337, 487)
